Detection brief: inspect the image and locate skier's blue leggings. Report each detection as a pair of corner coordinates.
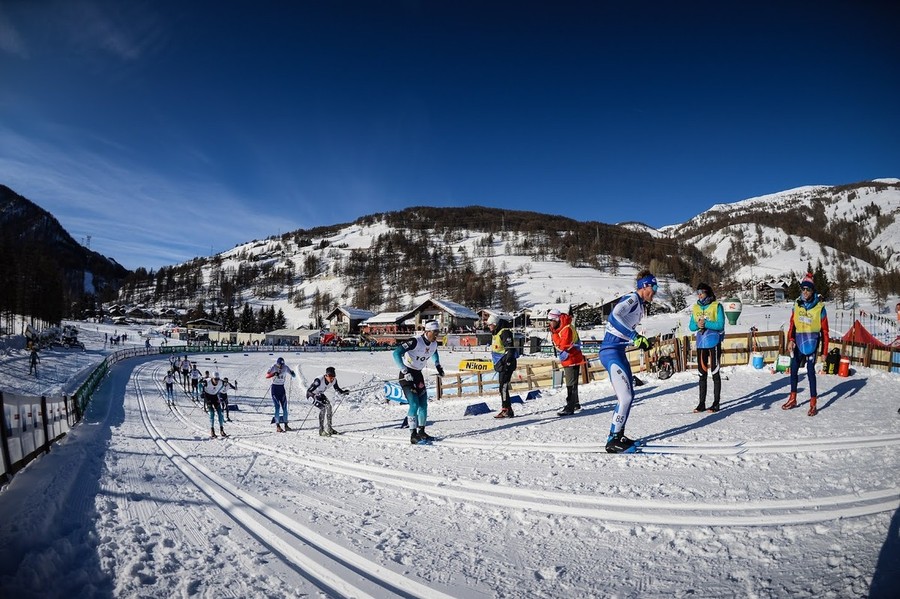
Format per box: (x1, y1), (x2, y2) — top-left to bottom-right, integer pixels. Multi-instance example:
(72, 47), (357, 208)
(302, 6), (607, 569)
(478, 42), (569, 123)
(402, 385), (428, 428)
(789, 347), (818, 397)
(272, 385), (288, 423)
(600, 348), (635, 435)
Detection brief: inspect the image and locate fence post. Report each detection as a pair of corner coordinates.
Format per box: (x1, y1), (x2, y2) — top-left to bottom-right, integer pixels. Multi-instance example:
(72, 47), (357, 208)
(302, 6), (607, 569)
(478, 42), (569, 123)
(40, 395), (50, 455)
(0, 391), (11, 482)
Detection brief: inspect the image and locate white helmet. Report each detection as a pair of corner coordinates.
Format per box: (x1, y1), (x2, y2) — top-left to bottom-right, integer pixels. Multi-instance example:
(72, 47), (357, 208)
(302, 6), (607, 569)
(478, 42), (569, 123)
(424, 320), (440, 332)
(486, 314), (500, 327)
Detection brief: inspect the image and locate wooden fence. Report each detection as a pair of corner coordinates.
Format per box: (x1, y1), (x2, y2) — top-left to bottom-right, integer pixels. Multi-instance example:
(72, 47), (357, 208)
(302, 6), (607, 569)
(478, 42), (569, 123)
(435, 329), (900, 399)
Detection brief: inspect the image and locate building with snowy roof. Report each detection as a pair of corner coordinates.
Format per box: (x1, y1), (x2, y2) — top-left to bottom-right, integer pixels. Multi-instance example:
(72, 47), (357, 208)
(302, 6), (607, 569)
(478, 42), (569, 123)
(324, 306), (377, 335)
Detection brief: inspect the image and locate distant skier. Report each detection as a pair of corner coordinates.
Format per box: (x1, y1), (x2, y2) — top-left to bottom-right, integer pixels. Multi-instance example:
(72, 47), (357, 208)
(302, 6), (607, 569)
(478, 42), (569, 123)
(393, 320), (444, 443)
(218, 377), (237, 422)
(189, 363), (202, 400)
(202, 372), (228, 438)
(600, 270), (657, 453)
(487, 314), (517, 418)
(162, 369), (177, 406)
(179, 356), (191, 387)
(689, 283), (726, 413)
(266, 357), (296, 432)
(28, 347), (40, 376)
(306, 366), (349, 437)
(782, 274), (829, 416)
(548, 308), (585, 416)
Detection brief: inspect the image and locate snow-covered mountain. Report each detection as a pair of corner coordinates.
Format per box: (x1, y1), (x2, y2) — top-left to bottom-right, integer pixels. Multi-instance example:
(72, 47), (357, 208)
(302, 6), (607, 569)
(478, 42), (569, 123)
(661, 179), (900, 284)
(113, 180), (900, 330)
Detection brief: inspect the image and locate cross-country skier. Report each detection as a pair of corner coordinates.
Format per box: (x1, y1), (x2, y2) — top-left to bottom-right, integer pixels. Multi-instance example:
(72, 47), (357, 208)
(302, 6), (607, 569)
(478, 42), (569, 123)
(548, 308), (585, 416)
(782, 274), (829, 416)
(162, 369), (177, 406)
(202, 371), (228, 438)
(600, 270), (657, 453)
(393, 320), (444, 444)
(266, 357), (296, 432)
(689, 282), (726, 413)
(189, 363), (202, 400)
(179, 356), (191, 387)
(306, 366), (349, 437)
(218, 377), (237, 422)
(487, 314), (517, 418)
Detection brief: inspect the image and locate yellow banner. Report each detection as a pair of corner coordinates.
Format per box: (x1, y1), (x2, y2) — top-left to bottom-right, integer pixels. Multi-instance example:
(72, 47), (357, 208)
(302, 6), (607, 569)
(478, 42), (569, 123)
(458, 359), (493, 372)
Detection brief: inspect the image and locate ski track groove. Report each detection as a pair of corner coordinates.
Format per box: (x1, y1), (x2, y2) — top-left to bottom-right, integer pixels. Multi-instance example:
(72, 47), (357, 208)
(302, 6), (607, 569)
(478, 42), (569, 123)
(142, 359), (898, 528)
(133, 363), (456, 599)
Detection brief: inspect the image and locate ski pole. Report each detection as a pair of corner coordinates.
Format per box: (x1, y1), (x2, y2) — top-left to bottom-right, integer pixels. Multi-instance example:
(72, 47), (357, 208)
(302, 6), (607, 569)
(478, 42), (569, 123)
(297, 400), (316, 431)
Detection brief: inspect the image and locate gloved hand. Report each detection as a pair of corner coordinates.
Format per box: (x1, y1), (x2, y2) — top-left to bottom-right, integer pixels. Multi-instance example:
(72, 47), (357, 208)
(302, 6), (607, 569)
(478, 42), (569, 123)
(340, 389), (350, 396)
(313, 395), (326, 408)
(436, 364), (445, 377)
(402, 369), (414, 382)
(558, 350), (569, 361)
(633, 335), (654, 351)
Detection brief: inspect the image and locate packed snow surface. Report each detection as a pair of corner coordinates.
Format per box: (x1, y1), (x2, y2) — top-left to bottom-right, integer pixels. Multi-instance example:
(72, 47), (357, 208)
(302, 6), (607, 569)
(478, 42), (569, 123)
(0, 320), (898, 598)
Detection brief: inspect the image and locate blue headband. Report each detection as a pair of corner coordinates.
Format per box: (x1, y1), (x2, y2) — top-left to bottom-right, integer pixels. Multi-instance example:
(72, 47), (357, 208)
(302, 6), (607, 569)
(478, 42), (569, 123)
(637, 275), (657, 290)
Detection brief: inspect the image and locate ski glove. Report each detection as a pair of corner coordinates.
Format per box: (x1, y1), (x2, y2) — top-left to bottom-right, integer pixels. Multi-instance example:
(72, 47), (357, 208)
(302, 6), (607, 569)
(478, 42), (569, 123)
(436, 364), (445, 377)
(402, 369), (414, 382)
(340, 389), (350, 396)
(558, 350), (569, 361)
(633, 335), (654, 351)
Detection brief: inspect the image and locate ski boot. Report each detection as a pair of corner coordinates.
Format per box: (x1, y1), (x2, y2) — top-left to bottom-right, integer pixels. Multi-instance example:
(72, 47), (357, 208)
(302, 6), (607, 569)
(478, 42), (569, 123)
(319, 429), (331, 437)
(693, 402), (706, 413)
(781, 392), (798, 410)
(557, 405), (576, 416)
(219, 428), (228, 438)
(410, 429), (421, 444)
(210, 428), (217, 438)
(574, 403), (582, 411)
(605, 431), (637, 453)
(327, 428), (340, 435)
(707, 402), (720, 413)
(417, 427), (434, 443)
(807, 397), (818, 416)
(283, 423), (293, 431)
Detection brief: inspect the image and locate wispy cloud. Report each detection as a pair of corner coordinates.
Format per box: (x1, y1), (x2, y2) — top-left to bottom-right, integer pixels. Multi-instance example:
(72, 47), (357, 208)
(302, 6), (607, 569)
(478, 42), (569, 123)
(0, 124), (303, 270)
(0, 7), (28, 58)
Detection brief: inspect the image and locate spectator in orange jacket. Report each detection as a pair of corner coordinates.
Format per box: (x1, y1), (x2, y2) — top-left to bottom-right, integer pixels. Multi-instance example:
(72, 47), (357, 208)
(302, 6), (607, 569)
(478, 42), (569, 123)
(549, 308), (585, 416)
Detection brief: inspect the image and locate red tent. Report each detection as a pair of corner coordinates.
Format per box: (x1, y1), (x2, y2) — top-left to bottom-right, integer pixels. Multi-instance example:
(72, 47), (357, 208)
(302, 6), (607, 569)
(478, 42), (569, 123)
(841, 320), (888, 348)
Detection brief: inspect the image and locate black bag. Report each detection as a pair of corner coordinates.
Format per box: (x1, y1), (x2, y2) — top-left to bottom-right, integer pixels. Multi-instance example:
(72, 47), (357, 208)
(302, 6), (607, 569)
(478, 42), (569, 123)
(825, 348), (841, 375)
(657, 355), (675, 380)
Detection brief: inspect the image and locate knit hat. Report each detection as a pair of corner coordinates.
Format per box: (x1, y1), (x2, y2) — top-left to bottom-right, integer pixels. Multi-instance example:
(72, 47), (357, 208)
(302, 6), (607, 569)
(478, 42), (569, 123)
(486, 314), (500, 327)
(548, 308), (561, 320)
(800, 274), (815, 291)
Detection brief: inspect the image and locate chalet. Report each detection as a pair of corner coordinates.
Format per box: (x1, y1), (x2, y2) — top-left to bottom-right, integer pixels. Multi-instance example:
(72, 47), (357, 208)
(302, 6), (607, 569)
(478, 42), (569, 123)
(409, 298), (480, 332)
(361, 311), (417, 336)
(324, 306), (377, 335)
(753, 281), (788, 303)
(264, 328), (322, 346)
(185, 318), (224, 332)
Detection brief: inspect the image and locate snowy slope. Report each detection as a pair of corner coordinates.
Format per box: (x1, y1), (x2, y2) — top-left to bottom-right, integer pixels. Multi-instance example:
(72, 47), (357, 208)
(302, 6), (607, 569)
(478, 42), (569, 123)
(0, 314), (898, 597)
(663, 179), (900, 281)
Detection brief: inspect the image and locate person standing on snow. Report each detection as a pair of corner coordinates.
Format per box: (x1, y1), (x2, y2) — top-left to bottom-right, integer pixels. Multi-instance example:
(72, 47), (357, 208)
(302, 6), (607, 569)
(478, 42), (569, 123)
(179, 355), (191, 388)
(189, 363), (202, 400)
(689, 282), (726, 413)
(487, 314), (518, 418)
(202, 371), (228, 438)
(218, 377), (237, 422)
(782, 274), (829, 416)
(162, 369), (177, 407)
(599, 270), (657, 453)
(28, 347), (40, 376)
(266, 357), (296, 432)
(548, 308), (585, 416)
(306, 366), (349, 437)
(393, 320), (444, 444)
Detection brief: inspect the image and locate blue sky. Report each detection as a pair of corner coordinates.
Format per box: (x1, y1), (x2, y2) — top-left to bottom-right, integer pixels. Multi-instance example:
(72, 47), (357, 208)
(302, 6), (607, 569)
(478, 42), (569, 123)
(1, 1), (898, 270)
